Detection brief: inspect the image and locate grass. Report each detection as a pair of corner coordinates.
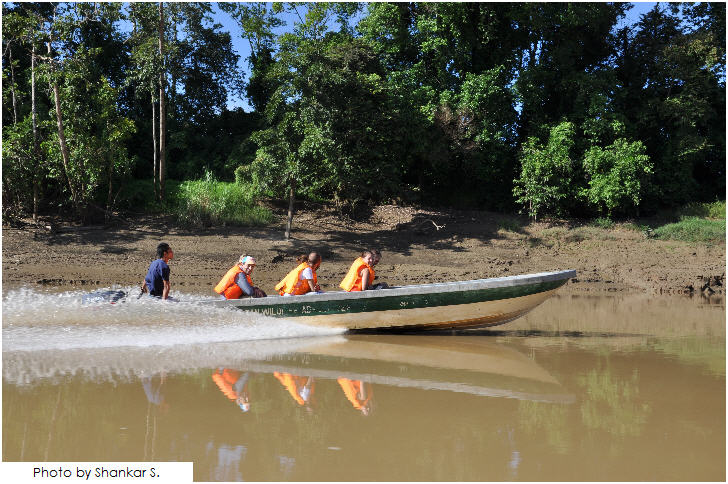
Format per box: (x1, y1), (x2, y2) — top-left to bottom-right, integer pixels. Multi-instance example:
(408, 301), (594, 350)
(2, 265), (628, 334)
(173, 177), (272, 227)
(652, 217), (725, 243)
(119, 175), (273, 227)
(589, 217), (614, 229)
(677, 200), (726, 220)
(594, 201), (726, 243)
(497, 217), (523, 233)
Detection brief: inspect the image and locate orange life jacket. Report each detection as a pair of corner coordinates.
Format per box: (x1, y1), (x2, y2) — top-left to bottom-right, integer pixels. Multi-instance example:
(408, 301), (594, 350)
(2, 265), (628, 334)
(337, 378), (372, 411)
(339, 257), (375, 291)
(214, 264), (254, 299)
(273, 372), (312, 406)
(275, 262), (317, 296)
(211, 369), (242, 401)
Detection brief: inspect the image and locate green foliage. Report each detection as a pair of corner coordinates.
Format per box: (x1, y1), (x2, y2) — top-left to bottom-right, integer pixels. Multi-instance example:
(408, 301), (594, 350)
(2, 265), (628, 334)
(617, 4), (726, 208)
(590, 217), (614, 229)
(2, 117), (37, 216)
(582, 138), (653, 217)
(623, 222), (650, 233)
(677, 201), (726, 220)
(513, 122), (578, 219)
(171, 172), (272, 227)
(2, 2), (725, 224)
(652, 217), (725, 243)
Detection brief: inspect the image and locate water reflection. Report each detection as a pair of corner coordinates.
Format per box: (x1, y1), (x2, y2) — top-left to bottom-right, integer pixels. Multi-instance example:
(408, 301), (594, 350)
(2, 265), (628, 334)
(2, 294), (725, 481)
(273, 373), (315, 409)
(337, 378), (373, 415)
(212, 369), (251, 413)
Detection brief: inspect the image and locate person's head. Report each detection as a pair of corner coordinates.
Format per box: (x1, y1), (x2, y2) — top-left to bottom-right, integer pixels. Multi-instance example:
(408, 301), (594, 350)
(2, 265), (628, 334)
(298, 252), (321, 269)
(370, 249), (382, 266)
(156, 242), (173, 261)
(361, 250), (373, 265)
(308, 252), (321, 269)
(238, 255), (256, 274)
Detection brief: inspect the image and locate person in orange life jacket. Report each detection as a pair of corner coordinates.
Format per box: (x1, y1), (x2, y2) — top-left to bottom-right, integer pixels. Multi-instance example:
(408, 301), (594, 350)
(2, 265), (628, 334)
(141, 242), (174, 299)
(275, 252), (322, 296)
(214, 255), (267, 299)
(339, 250), (375, 292)
(337, 377), (373, 416)
(369, 249), (389, 289)
(211, 368), (251, 412)
(273, 372), (315, 407)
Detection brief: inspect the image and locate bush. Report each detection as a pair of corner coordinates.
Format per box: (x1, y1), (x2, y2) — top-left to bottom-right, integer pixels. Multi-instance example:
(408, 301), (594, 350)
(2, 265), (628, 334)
(117, 178), (183, 213)
(513, 122), (578, 219)
(582, 138), (652, 217)
(590, 217), (614, 229)
(678, 201), (726, 220)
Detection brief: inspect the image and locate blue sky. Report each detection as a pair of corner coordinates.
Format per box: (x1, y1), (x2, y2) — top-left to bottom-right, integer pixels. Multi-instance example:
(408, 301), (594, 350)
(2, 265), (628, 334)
(208, 2), (658, 111)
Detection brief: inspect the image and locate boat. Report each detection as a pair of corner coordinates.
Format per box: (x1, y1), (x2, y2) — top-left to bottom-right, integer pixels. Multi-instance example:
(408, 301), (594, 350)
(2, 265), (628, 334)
(203, 270), (576, 331)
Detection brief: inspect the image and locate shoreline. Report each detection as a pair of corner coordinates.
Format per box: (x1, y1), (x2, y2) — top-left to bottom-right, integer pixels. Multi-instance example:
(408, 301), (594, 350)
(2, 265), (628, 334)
(2, 206), (725, 297)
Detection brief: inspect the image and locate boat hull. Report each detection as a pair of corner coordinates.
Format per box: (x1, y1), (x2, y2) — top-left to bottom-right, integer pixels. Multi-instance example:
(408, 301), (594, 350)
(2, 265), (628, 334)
(203, 270), (575, 331)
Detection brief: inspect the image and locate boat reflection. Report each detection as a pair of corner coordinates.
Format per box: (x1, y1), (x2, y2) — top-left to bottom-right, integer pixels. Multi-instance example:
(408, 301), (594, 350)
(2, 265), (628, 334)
(4, 334), (574, 406)
(202, 335), (574, 412)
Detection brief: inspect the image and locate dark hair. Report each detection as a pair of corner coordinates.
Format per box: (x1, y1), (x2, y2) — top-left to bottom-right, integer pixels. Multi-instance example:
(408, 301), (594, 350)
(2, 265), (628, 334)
(361, 250), (373, 258)
(156, 242), (171, 259)
(297, 252), (321, 265)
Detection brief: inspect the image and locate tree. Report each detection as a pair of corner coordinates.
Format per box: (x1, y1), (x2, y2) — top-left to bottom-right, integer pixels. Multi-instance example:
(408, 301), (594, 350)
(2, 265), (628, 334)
(615, 3), (725, 209)
(34, 3), (133, 219)
(247, 3), (367, 238)
(514, 3), (629, 143)
(2, 2), (54, 221)
(219, 2), (281, 113)
(513, 121), (578, 220)
(582, 138), (652, 217)
(127, 2), (163, 199)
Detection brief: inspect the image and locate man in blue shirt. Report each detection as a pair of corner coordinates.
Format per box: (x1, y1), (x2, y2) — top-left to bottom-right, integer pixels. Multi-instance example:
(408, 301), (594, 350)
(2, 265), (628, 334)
(142, 242), (174, 299)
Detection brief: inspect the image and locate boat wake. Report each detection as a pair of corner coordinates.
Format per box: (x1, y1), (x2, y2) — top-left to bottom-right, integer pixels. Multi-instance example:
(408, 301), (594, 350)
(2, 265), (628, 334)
(2, 286), (344, 352)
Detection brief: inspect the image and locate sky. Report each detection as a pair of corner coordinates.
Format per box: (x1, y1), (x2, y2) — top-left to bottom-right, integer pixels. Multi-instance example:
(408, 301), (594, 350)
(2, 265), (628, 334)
(208, 2), (659, 111)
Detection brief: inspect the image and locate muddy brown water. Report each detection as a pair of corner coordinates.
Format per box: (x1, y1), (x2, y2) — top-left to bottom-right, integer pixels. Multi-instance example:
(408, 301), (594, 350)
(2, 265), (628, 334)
(2, 290), (725, 481)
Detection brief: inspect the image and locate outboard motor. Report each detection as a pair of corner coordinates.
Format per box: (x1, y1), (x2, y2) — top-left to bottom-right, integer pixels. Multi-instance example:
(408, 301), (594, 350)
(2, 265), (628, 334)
(82, 289), (128, 305)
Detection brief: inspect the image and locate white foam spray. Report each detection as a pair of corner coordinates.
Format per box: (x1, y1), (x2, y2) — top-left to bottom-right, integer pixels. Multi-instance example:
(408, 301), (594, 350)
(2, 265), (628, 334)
(2, 286), (344, 352)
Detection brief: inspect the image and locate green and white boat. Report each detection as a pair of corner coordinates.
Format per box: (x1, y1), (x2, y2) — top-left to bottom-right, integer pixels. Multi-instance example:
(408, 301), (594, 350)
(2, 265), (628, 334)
(204, 270), (576, 331)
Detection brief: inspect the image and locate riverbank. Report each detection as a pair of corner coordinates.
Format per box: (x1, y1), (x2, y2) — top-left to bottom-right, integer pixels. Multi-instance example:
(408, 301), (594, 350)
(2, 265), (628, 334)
(2, 204), (725, 297)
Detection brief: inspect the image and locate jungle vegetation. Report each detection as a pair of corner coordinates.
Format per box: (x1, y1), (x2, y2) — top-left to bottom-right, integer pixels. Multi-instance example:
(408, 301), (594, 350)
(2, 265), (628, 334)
(2, 2), (725, 228)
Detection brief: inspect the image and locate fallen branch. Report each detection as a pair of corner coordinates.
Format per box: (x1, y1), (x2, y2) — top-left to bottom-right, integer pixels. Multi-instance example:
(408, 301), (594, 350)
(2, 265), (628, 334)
(416, 218), (445, 231)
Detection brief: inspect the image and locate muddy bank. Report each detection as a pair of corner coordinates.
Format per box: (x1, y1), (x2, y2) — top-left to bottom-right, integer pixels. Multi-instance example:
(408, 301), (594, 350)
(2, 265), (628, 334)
(2, 204), (725, 297)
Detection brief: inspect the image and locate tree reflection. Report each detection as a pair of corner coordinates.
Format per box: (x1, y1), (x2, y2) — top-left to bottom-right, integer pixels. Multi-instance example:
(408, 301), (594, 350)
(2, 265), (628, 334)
(578, 367), (651, 437)
(517, 400), (571, 454)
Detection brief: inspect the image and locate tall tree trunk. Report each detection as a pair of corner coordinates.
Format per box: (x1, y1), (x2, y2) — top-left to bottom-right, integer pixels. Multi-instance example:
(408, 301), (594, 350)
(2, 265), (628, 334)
(9, 45), (19, 125)
(152, 95), (158, 200)
(106, 138), (113, 224)
(48, 43), (79, 213)
(285, 176), (296, 240)
(158, 2), (166, 201)
(170, 23), (177, 115)
(31, 44), (40, 222)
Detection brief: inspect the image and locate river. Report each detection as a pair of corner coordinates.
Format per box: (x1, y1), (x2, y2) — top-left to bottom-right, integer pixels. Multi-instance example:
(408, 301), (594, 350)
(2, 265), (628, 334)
(2, 289), (725, 481)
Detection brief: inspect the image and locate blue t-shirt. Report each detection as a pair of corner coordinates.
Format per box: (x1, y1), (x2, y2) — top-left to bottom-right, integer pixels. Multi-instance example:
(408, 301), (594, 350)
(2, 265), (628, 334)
(144, 259), (170, 297)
